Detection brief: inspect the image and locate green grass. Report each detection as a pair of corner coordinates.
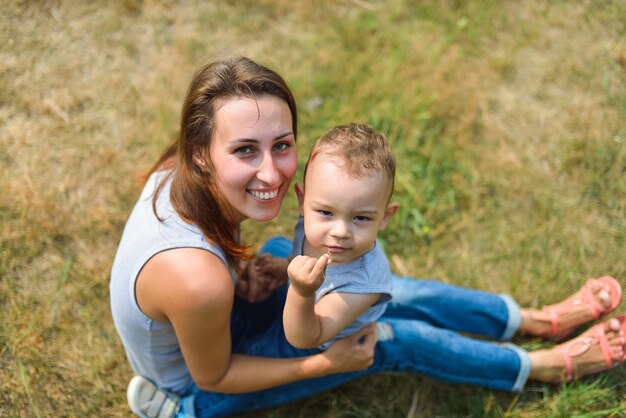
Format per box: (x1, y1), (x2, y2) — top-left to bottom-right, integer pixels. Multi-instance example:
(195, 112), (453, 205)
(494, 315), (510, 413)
(1, 0), (625, 416)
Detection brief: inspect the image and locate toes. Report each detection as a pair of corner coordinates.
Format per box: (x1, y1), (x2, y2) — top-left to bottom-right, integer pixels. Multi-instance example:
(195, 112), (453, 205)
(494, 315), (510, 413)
(606, 321), (625, 350)
(608, 317), (622, 332)
(598, 289), (611, 308)
(611, 343), (624, 359)
(589, 279), (611, 307)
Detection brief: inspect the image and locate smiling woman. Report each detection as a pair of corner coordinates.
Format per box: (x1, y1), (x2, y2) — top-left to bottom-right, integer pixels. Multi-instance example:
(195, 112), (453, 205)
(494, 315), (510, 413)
(204, 96), (297, 224)
(109, 57), (379, 417)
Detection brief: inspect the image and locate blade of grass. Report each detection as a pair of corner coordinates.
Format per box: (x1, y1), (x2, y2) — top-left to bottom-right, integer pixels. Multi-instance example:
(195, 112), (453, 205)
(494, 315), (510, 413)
(56, 256), (73, 290)
(573, 406), (626, 418)
(19, 360), (41, 418)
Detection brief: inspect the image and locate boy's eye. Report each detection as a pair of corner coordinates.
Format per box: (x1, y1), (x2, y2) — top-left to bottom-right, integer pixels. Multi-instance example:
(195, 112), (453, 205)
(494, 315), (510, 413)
(317, 210), (332, 217)
(354, 216), (371, 222)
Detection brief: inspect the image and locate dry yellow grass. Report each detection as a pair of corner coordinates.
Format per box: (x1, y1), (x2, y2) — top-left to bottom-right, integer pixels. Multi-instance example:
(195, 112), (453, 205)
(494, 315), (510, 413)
(1, 0), (624, 416)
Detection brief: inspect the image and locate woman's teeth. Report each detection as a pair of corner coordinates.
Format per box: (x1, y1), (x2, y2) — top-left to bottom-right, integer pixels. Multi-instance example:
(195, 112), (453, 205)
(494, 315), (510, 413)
(250, 189), (278, 200)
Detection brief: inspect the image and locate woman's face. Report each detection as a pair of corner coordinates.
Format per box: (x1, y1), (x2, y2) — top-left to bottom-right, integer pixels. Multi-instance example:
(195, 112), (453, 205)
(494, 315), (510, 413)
(208, 95), (297, 224)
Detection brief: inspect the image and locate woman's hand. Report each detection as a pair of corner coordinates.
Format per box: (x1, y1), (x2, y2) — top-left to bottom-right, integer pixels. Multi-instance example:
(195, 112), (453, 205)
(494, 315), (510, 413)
(319, 322), (378, 374)
(254, 253), (290, 282)
(287, 254), (331, 298)
(237, 254), (289, 303)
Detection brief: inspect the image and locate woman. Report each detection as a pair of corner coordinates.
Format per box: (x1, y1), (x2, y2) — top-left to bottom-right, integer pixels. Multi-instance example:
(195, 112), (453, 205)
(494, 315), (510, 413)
(110, 57), (625, 418)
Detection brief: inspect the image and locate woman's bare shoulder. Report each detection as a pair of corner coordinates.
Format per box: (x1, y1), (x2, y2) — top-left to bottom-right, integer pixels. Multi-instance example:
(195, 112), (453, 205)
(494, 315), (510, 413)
(137, 247), (235, 321)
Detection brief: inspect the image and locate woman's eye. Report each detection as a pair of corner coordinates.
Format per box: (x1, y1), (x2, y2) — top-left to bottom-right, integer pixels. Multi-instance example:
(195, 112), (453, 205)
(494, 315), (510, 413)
(273, 141), (291, 152)
(234, 146), (255, 155)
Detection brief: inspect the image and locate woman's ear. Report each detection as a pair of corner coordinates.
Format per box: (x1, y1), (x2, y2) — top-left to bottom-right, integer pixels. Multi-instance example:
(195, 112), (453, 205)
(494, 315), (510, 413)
(192, 148), (207, 169)
(379, 202), (399, 231)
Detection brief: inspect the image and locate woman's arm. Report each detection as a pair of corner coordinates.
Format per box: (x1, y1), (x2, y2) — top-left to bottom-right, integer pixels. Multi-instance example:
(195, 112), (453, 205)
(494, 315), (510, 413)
(136, 248), (376, 394)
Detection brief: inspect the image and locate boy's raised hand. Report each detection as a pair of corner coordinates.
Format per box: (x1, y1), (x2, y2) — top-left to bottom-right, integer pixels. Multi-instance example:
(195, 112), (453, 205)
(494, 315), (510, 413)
(287, 254), (331, 297)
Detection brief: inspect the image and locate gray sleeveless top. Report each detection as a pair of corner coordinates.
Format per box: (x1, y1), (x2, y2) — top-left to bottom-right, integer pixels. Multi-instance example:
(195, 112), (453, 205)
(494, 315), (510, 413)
(110, 171), (235, 394)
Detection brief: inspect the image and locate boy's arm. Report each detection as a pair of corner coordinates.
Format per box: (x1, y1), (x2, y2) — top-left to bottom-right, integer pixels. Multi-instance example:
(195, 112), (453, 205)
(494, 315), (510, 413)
(283, 254), (381, 349)
(284, 290), (381, 349)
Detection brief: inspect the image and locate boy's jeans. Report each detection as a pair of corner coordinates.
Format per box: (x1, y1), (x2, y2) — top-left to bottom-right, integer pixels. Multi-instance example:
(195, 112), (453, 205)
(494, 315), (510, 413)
(179, 237), (530, 418)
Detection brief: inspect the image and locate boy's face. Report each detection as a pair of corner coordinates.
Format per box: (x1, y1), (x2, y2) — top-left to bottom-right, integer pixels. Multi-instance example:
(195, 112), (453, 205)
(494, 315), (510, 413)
(299, 155), (398, 264)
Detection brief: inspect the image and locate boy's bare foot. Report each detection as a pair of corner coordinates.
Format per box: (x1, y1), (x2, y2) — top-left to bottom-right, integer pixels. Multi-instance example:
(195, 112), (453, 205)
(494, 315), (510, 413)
(519, 277), (621, 340)
(528, 316), (626, 383)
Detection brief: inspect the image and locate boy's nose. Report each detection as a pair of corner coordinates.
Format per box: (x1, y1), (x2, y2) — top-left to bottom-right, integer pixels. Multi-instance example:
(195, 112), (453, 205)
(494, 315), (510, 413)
(330, 220), (350, 238)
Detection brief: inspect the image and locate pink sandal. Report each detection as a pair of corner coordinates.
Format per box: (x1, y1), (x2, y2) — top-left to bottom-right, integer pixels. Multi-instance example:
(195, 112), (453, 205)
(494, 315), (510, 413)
(556, 315), (626, 382)
(544, 276), (622, 342)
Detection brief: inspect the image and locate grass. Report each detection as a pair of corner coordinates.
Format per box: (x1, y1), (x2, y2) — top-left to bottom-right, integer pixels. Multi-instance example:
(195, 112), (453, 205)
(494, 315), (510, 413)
(1, 0), (625, 416)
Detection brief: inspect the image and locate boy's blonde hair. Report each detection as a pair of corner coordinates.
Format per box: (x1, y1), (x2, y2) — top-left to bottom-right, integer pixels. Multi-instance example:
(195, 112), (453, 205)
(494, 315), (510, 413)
(304, 123), (396, 200)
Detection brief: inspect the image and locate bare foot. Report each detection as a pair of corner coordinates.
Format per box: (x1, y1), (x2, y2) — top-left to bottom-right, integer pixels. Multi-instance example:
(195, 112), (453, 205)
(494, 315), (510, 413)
(528, 317), (625, 383)
(519, 277), (621, 338)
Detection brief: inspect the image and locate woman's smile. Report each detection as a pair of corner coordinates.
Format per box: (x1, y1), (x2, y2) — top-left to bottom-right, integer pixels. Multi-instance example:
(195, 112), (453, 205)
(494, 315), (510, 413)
(248, 188), (280, 201)
(209, 95), (297, 223)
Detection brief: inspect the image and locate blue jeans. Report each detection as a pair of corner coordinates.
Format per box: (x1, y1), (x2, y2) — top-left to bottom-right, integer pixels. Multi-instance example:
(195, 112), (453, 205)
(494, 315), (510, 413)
(178, 237), (531, 418)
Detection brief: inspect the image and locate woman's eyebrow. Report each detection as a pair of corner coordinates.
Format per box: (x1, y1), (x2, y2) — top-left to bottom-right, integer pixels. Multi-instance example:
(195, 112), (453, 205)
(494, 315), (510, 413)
(274, 132), (294, 140)
(232, 132), (294, 143)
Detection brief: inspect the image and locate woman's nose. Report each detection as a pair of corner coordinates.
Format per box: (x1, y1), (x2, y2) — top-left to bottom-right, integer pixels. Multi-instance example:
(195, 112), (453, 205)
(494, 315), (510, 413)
(257, 153), (280, 184)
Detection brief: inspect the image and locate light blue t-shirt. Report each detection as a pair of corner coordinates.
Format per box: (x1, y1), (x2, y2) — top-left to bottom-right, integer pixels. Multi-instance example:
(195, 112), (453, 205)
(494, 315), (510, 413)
(109, 171), (236, 395)
(290, 217), (392, 350)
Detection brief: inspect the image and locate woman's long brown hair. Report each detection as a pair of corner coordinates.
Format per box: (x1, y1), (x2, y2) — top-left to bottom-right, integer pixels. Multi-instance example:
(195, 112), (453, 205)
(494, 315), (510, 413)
(145, 57), (298, 272)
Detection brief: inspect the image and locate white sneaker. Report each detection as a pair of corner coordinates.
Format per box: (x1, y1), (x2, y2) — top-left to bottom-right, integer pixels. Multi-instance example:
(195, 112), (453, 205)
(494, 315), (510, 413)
(127, 375), (181, 418)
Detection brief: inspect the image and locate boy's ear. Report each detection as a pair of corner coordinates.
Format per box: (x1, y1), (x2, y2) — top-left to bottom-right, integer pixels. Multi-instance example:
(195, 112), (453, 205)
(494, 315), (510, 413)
(294, 183), (305, 215)
(379, 202), (399, 231)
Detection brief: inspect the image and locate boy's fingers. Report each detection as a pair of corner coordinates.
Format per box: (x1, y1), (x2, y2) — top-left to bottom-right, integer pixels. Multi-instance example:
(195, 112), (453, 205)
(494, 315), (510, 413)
(292, 255), (309, 268)
(304, 257), (318, 274)
(311, 254), (330, 279)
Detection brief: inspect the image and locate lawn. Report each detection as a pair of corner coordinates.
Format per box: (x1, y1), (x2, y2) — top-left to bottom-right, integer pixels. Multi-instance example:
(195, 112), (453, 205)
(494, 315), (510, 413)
(1, 0), (625, 416)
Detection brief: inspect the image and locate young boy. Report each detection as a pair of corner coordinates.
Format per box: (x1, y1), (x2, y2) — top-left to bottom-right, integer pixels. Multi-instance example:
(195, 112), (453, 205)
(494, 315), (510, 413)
(282, 123), (399, 349)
